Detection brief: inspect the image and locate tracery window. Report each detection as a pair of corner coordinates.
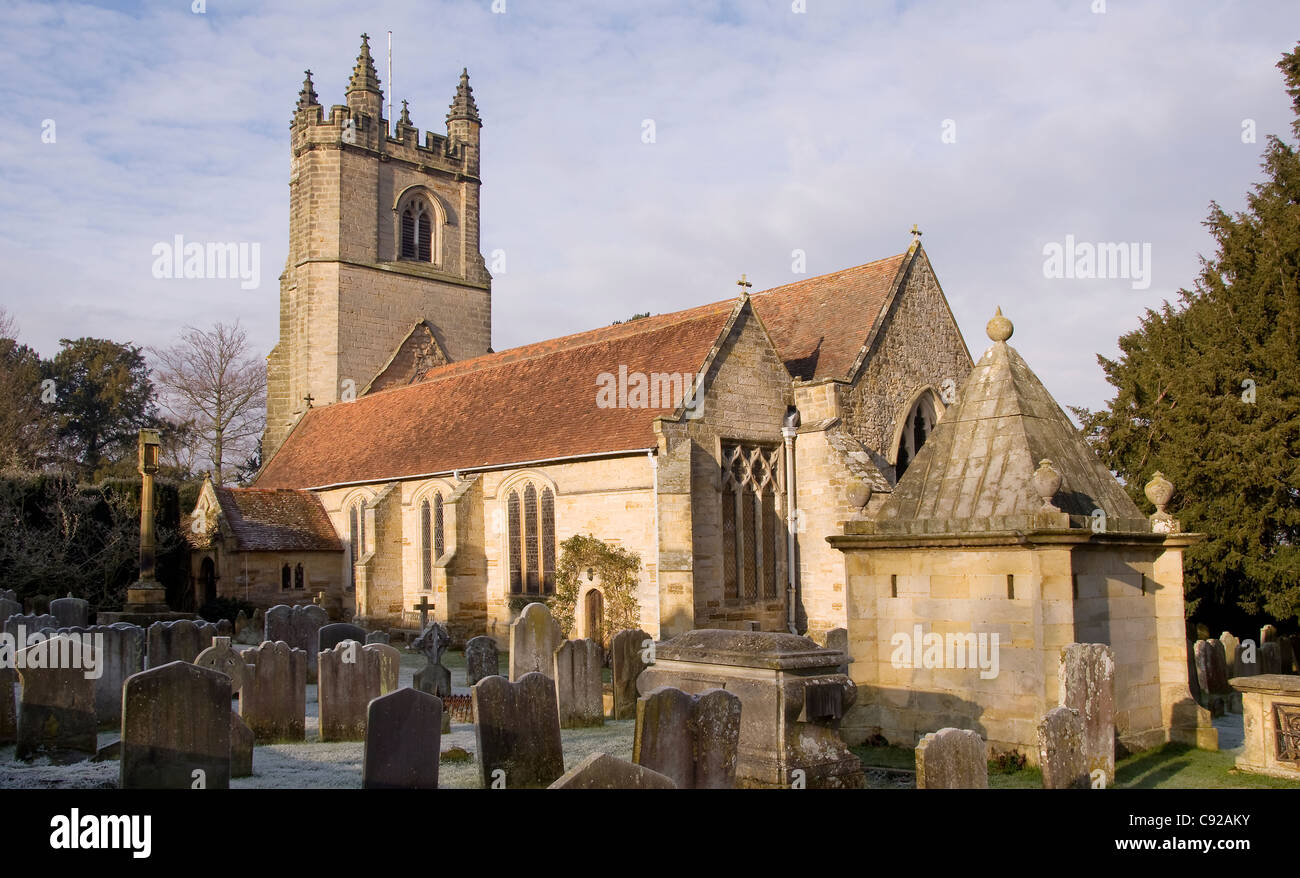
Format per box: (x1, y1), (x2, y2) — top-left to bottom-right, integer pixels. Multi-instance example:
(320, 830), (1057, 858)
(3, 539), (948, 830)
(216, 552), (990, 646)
(721, 444), (783, 602)
(400, 199), (433, 262)
(506, 483), (556, 595)
(896, 392), (939, 479)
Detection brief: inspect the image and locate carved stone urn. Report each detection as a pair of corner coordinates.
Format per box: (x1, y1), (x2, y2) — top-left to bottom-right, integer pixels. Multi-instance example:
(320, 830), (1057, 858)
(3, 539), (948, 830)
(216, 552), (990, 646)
(1032, 459), (1062, 511)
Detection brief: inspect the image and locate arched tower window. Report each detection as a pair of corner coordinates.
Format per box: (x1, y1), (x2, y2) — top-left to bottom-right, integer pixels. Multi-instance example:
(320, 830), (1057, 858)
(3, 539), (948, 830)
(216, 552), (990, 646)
(401, 199), (433, 262)
(896, 391), (939, 479)
(506, 482), (556, 596)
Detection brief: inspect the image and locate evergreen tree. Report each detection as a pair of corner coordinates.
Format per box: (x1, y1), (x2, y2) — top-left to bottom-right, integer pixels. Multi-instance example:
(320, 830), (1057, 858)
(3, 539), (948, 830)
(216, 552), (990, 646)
(1074, 45), (1300, 625)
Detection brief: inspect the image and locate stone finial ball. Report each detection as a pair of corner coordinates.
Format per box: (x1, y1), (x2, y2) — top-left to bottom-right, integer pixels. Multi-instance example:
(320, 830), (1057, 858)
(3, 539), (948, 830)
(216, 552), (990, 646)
(986, 307), (1013, 342)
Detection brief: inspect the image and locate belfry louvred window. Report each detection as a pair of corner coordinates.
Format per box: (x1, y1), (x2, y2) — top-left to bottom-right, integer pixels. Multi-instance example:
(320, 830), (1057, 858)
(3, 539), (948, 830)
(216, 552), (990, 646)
(401, 200), (432, 262)
(506, 484), (556, 596)
(721, 443), (784, 602)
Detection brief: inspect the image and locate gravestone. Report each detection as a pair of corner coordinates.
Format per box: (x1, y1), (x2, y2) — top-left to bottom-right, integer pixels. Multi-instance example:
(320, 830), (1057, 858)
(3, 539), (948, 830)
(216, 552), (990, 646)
(1220, 632), (1240, 679)
(825, 627), (850, 676)
(1195, 639), (1231, 715)
(4, 613), (58, 641)
(40, 623), (144, 723)
(1280, 637), (1296, 675)
(234, 610), (250, 637)
(1261, 624), (1279, 647)
(472, 672), (565, 788)
(549, 752), (676, 790)
(554, 638), (604, 728)
(15, 635), (98, 761)
(240, 640), (307, 742)
(0, 663), (16, 746)
(365, 631), (390, 645)
(363, 687), (442, 789)
(121, 661), (231, 789)
(0, 598), (24, 625)
(49, 594), (89, 629)
(508, 602), (562, 681)
(0, 588), (15, 601)
(1037, 706), (1088, 789)
(215, 618), (233, 638)
(1059, 643), (1115, 787)
(1259, 642), (1281, 675)
(265, 604), (329, 682)
(230, 711), (254, 778)
(25, 594), (51, 615)
(915, 728), (988, 789)
(634, 686), (741, 789)
(368, 642), (401, 694)
(318, 622), (367, 654)
(318, 641), (383, 742)
(1186, 640), (1204, 704)
(147, 619), (213, 668)
(611, 628), (650, 720)
(195, 636), (248, 695)
(413, 622), (452, 698)
(465, 635), (500, 686)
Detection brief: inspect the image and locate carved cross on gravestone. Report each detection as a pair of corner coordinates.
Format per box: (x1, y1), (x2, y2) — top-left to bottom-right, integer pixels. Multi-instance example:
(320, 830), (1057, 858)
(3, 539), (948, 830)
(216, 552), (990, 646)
(413, 596), (434, 630)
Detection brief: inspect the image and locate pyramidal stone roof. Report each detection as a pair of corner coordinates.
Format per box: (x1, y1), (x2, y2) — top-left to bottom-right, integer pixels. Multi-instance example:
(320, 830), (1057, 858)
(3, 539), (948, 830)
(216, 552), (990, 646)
(873, 309), (1147, 534)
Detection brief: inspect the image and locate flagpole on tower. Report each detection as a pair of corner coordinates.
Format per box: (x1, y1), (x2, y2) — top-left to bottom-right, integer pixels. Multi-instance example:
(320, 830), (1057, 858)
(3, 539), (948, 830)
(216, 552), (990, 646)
(387, 30), (393, 124)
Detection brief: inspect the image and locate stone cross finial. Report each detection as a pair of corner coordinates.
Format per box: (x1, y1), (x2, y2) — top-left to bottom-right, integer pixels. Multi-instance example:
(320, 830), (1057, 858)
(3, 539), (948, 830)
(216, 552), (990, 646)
(911, 223), (922, 242)
(737, 274), (752, 296)
(303, 393), (314, 408)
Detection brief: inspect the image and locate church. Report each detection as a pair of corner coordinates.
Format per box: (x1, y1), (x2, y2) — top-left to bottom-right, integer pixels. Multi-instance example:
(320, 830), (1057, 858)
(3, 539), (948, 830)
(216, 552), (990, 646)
(187, 36), (1209, 757)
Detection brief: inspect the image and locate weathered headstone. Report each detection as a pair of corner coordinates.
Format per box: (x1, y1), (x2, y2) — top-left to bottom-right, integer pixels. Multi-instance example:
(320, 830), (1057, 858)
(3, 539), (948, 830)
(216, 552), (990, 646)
(611, 628), (650, 720)
(365, 631), (390, 645)
(318, 622), (367, 654)
(554, 638), (604, 728)
(0, 598), (24, 625)
(0, 588), (15, 602)
(825, 627), (850, 676)
(121, 661), (231, 789)
(508, 602), (562, 681)
(1260, 641), (1281, 675)
(368, 642), (401, 694)
(147, 619), (214, 668)
(363, 687), (442, 789)
(45, 623), (145, 723)
(549, 752), (677, 789)
(633, 686), (742, 789)
(465, 635), (500, 686)
(25, 594), (51, 615)
(473, 672), (565, 788)
(0, 662), (16, 746)
(265, 604), (329, 682)
(1280, 636), (1295, 675)
(1220, 632), (1240, 678)
(1236, 637), (1261, 677)
(215, 618), (233, 638)
(49, 594), (89, 629)
(4, 613), (58, 641)
(15, 635), (98, 761)
(230, 710), (254, 778)
(1186, 639), (1204, 703)
(195, 636), (248, 695)
(240, 640), (307, 742)
(915, 727), (988, 789)
(413, 621), (452, 698)
(1195, 639), (1231, 715)
(1037, 706), (1088, 789)
(1059, 643), (1115, 786)
(1261, 624), (1279, 646)
(318, 641), (383, 742)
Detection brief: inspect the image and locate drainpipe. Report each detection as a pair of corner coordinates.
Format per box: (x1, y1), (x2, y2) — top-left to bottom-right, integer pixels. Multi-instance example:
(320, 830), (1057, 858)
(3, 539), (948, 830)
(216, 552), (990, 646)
(782, 409), (800, 634)
(649, 449), (659, 636)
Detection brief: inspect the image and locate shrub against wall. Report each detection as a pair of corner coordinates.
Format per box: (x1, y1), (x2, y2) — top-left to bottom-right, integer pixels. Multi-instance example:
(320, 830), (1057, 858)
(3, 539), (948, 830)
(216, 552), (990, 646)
(552, 534), (642, 650)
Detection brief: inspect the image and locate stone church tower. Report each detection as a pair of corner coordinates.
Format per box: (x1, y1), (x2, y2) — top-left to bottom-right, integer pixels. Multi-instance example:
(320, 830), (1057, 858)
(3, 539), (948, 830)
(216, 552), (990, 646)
(264, 35), (493, 460)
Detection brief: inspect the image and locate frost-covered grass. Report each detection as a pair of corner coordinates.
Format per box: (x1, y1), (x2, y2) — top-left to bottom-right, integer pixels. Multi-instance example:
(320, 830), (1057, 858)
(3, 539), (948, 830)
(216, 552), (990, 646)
(0, 647), (634, 789)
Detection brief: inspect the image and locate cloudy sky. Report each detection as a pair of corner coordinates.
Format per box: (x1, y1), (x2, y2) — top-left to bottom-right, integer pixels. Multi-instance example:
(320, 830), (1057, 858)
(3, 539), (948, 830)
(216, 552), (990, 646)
(1, 0), (1297, 414)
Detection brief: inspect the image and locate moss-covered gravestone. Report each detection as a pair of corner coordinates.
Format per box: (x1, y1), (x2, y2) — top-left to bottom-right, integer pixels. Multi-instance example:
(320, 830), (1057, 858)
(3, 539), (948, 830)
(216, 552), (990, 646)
(121, 661), (231, 789)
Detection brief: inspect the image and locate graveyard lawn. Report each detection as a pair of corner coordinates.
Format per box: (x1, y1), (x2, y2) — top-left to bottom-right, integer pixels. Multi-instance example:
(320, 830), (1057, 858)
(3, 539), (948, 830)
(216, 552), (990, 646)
(851, 743), (1300, 789)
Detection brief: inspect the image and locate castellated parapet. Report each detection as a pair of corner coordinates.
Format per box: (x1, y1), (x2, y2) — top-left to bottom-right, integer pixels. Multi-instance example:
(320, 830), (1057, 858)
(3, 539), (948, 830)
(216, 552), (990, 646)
(264, 37), (492, 464)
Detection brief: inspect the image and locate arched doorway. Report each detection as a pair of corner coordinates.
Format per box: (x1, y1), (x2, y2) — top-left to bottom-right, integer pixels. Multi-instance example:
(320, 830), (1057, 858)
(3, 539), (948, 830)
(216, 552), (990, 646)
(582, 588), (604, 644)
(199, 557), (217, 607)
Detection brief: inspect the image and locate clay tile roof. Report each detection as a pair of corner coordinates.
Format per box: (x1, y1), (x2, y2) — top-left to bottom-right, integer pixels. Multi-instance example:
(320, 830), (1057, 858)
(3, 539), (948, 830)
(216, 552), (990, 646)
(750, 253), (907, 380)
(214, 486), (343, 551)
(255, 252), (910, 490)
(255, 303), (736, 489)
